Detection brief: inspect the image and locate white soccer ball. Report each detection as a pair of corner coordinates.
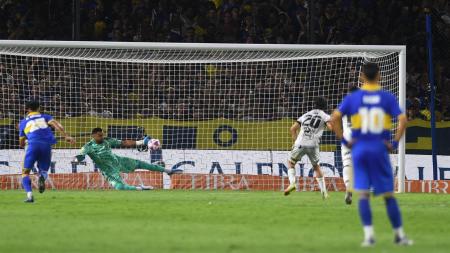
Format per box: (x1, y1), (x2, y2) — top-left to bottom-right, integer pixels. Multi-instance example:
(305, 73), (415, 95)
(148, 139), (161, 151)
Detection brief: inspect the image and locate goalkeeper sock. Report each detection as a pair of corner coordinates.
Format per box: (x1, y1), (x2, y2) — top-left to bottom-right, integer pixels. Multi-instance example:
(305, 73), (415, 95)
(287, 168), (296, 186)
(22, 175), (32, 194)
(111, 181), (137, 190)
(385, 197), (403, 230)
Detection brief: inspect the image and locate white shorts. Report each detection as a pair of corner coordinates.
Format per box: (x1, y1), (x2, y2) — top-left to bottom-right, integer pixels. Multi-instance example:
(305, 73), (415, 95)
(289, 145), (320, 166)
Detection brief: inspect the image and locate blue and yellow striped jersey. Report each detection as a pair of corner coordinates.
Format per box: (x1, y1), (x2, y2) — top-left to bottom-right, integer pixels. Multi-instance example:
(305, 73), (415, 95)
(19, 112), (57, 145)
(337, 83), (402, 141)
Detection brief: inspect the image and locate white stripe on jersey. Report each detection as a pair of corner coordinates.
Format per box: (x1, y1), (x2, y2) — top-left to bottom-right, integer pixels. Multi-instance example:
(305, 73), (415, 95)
(294, 109), (330, 147)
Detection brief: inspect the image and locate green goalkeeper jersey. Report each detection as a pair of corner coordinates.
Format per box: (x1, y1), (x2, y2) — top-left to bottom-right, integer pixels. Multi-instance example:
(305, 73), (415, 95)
(76, 138), (123, 174)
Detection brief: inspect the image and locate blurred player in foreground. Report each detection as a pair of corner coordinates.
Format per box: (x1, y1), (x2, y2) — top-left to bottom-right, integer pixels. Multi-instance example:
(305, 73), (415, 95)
(19, 101), (75, 203)
(331, 62), (412, 246)
(74, 128), (177, 190)
(284, 97), (332, 199)
(341, 86), (359, 205)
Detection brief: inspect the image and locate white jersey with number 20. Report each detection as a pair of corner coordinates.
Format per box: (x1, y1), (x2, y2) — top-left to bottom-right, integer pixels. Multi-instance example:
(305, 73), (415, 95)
(294, 109), (330, 147)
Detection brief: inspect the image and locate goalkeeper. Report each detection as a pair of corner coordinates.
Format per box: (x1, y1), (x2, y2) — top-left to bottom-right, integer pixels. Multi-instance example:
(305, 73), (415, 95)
(74, 127), (174, 190)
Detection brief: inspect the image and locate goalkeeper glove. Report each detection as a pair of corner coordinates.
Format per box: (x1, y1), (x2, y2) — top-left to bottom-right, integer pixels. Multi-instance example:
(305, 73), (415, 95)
(73, 155), (85, 163)
(143, 136), (151, 146)
(136, 136), (151, 146)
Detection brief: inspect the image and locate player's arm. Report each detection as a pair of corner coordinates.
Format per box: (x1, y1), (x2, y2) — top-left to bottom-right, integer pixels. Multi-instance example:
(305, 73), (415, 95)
(115, 136), (151, 148)
(386, 94), (408, 151)
(330, 110), (343, 139)
(289, 122), (301, 142)
(18, 121), (26, 148)
(323, 112), (333, 130)
(121, 140), (138, 147)
(394, 114), (407, 142)
(331, 94), (352, 141)
(73, 145), (89, 163)
(19, 137), (26, 148)
(47, 118), (75, 144)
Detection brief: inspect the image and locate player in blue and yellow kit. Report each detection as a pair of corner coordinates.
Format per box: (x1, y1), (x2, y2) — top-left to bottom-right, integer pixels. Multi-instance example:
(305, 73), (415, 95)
(331, 63), (412, 246)
(19, 101), (75, 203)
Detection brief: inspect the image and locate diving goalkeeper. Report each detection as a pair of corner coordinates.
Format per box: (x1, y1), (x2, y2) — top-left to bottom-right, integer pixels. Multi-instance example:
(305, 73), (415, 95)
(73, 127), (175, 190)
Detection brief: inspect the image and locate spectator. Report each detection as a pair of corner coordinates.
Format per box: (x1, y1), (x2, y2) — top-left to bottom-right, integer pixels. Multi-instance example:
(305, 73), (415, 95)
(0, 0), (448, 121)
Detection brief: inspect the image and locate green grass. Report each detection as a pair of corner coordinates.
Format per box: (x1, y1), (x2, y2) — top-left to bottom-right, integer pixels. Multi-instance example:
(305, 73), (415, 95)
(0, 190), (449, 253)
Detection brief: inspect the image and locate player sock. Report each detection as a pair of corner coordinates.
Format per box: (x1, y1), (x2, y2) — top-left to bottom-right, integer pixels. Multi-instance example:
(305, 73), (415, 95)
(385, 197), (403, 230)
(123, 185), (137, 190)
(358, 198), (373, 227)
(363, 225), (375, 241)
(22, 175), (32, 194)
(288, 168), (296, 185)
(316, 177), (326, 193)
(394, 227), (405, 239)
(343, 166), (351, 189)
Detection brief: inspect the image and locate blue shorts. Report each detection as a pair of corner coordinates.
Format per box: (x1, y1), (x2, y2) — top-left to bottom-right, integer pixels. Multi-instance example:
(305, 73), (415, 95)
(23, 142), (52, 172)
(351, 140), (394, 195)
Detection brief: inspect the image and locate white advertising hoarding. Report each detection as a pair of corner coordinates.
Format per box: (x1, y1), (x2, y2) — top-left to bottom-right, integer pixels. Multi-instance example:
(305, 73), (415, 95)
(0, 149), (449, 180)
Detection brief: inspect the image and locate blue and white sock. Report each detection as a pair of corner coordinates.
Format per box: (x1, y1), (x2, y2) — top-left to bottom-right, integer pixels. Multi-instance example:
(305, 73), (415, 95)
(385, 197), (404, 237)
(22, 175), (32, 198)
(359, 198), (374, 240)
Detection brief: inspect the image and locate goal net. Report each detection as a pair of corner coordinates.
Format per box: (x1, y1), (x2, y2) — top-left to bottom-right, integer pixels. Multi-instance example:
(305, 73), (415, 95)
(0, 41), (406, 192)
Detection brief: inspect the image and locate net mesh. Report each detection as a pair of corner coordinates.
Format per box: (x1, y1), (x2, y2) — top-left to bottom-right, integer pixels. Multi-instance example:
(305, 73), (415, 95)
(0, 43), (401, 191)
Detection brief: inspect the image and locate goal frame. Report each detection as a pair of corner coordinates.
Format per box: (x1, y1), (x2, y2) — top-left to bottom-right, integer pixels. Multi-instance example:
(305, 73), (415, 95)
(0, 40), (406, 192)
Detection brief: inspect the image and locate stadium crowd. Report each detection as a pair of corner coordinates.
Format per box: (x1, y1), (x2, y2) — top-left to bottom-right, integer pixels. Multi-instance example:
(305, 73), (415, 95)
(0, 0), (449, 121)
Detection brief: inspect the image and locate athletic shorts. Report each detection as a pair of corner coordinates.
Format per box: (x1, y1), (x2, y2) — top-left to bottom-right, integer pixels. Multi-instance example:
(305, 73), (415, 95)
(351, 140), (394, 195)
(23, 142), (52, 172)
(289, 145), (320, 166)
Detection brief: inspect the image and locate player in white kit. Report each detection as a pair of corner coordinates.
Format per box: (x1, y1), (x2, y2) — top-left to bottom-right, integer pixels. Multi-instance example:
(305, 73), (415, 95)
(341, 86), (359, 205)
(284, 97), (332, 199)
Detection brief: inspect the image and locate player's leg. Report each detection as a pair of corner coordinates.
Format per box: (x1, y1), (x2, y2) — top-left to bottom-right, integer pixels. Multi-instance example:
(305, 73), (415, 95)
(352, 144), (375, 246)
(341, 144), (353, 204)
(36, 143), (52, 193)
(358, 191), (375, 247)
(372, 149), (413, 246)
(135, 160), (171, 173)
(116, 156), (170, 174)
(284, 146), (304, 195)
(105, 171), (150, 191)
(22, 145), (37, 202)
(307, 147), (328, 199)
(383, 193), (412, 245)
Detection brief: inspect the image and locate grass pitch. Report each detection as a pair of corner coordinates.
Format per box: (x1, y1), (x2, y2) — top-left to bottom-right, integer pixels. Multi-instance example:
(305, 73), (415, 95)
(0, 190), (449, 253)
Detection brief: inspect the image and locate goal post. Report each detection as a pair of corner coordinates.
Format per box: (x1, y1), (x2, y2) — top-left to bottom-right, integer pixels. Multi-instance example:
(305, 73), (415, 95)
(398, 49), (407, 193)
(0, 41), (406, 192)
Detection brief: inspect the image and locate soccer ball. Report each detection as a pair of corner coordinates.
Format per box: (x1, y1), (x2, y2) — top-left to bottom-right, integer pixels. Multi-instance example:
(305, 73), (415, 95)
(148, 139), (161, 151)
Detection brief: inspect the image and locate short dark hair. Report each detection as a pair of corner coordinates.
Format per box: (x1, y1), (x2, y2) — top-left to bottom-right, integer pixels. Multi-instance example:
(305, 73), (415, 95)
(314, 97), (327, 111)
(362, 62), (380, 81)
(91, 128), (103, 134)
(25, 100), (40, 111)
